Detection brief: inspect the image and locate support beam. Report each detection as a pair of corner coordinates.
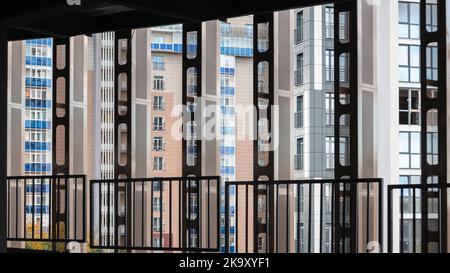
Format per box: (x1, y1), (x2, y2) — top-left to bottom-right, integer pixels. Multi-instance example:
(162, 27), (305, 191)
(52, 37), (71, 248)
(253, 13), (275, 253)
(0, 24), (8, 253)
(333, 0), (358, 253)
(108, 0), (201, 23)
(114, 30), (132, 249)
(419, 0), (447, 253)
(182, 22), (202, 249)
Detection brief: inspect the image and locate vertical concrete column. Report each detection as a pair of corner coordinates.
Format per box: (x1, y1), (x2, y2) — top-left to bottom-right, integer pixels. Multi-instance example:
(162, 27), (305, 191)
(274, 10), (294, 253)
(131, 28), (151, 249)
(202, 20), (220, 250)
(376, 0), (400, 253)
(7, 41), (26, 249)
(203, 21), (220, 177)
(70, 35), (89, 252)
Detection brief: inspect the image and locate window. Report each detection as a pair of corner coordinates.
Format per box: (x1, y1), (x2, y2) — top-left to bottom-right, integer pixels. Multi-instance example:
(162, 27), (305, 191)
(295, 138), (304, 170)
(399, 2), (420, 39)
(153, 76), (165, 90)
(427, 132), (438, 165)
(153, 217), (161, 232)
(295, 96), (303, 128)
(325, 136), (334, 169)
(399, 176), (421, 216)
(153, 157), (164, 171)
(339, 137), (349, 166)
(153, 137), (164, 151)
(296, 95), (303, 113)
(153, 197), (161, 211)
(426, 3), (438, 32)
(325, 6), (334, 39)
(152, 56), (165, 70)
(298, 223), (305, 253)
(399, 132), (420, 169)
(399, 45), (420, 83)
(153, 96), (164, 110)
(325, 49), (334, 82)
(296, 11), (304, 44)
(153, 117), (164, 131)
(399, 89), (420, 125)
(295, 53), (304, 86)
(426, 45), (438, 81)
(153, 237), (162, 247)
(152, 36), (165, 44)
(325, 92), (334, 126)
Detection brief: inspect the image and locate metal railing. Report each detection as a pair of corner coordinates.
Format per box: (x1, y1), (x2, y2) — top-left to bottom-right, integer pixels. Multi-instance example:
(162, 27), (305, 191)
(295, 69), (303, 86)
(294, 111), (303, 129)
(6, 175), (86, 243)
(224, 178), (383, 253)
(295, 28), (303, 44)
(90, 176), (220, 252)
(294, 155), (304, 171)
(388, 183), (449, 253)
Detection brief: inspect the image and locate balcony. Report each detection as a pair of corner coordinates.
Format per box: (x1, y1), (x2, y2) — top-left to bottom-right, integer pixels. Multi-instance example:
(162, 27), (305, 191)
(224, 178), (383, 253)
(295, 28), (303, 44)
(294, 111), (303, 128)
(295, 69), (303, 86)
(294, 154), (304, 171)
(8, 174), (450, 254)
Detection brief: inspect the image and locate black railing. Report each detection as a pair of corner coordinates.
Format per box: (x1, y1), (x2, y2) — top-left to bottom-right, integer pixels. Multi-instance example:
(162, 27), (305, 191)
(294, 111), (303, 128)
(295, 69), (303, 86)
(224, 178), (383, 253)
(388, 183), (448, 253)
(90, 176), (220, 252)
(6, 175), (86, 243)
(295, 28), (303, 44)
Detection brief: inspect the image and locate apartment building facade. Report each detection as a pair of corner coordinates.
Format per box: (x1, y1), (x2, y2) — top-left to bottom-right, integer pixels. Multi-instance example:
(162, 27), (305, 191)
(4, 0), (447, 253)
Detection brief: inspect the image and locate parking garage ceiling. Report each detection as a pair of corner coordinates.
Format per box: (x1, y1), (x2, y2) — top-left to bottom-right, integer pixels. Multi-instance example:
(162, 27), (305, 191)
(1, 0), (333, 40)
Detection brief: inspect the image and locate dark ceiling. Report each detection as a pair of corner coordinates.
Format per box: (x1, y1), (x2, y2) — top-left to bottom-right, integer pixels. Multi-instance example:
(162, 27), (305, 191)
(1, 0), (333, 41)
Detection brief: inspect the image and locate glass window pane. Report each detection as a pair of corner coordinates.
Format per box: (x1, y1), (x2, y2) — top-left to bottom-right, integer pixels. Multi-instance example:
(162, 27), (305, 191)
(399, 89), (409, 110)
(410, 46), (420, 67)
(399, 3), (409, 23)
(399, 67), (409, 82)
(410, 133), (420, 154)
(399, 154), (410, 168)
(410, 25), (420, 39)
(399, 25), (409, 38)
(410, 3), (420, 24)
(399, 46), (409, 66)
(399, 132), (410, 153)
(410, 68), (420, 82)
(411, 154), (420, 168)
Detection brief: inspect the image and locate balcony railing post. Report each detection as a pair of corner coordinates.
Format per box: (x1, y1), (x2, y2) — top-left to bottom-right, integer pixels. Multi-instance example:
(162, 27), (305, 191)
(114, 30), (133, 251)
(182, 23), (202, 250)
(253, 13), (275, 253)
(334, 0), (358, 253)
(419, 0), (447, 253)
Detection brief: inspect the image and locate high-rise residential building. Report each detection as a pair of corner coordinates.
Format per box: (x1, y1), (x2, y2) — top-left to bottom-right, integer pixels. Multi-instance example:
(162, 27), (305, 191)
(24, 38), (53, 234)
(5, 0), (448, 254)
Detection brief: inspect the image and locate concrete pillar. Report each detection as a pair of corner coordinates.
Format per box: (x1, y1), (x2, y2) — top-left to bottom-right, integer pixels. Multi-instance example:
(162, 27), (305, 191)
(7, 41), (26, 250)
(70, 35), (90, 252)
(132, 28), (152, 249)
(375, 0), (400, 253)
